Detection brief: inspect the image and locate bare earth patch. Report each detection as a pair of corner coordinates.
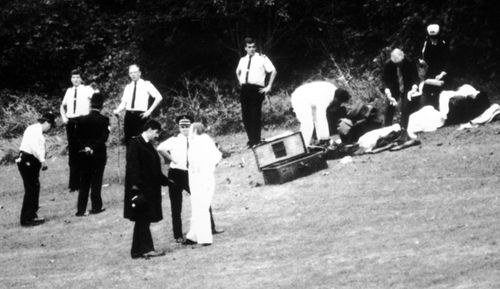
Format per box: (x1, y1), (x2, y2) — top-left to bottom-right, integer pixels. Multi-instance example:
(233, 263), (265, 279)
(1, 123), (500, 289)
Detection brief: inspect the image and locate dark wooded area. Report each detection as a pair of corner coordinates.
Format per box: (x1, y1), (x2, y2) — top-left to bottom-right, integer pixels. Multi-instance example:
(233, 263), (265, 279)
(1, 0), (499, 95)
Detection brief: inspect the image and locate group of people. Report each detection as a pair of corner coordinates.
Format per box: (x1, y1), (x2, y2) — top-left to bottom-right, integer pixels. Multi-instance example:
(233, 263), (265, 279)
(15, 26), (499, 258)
(17, 63), (225, 259)
(290, 24), (498, 154)
(123, 116), (223, 259)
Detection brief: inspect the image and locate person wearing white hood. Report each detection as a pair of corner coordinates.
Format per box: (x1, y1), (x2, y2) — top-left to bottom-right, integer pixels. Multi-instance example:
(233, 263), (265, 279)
(183, 123), (222, 246)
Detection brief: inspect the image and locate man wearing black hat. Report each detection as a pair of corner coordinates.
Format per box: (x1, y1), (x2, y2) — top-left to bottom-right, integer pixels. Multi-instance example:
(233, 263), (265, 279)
(75, 92), (109, 216)
(157, 115), (223, 243)
(17, 112), (56, 226)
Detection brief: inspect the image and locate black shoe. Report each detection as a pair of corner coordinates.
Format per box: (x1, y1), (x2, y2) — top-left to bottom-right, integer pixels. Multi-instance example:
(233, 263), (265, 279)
(89, 208), (106, 215)
(75, 211), (88, 217)
(182, 239), (197, 245)
(175, 237), (184, 243)
(212, 228), (225, 235)
(21, 218), (45, 227)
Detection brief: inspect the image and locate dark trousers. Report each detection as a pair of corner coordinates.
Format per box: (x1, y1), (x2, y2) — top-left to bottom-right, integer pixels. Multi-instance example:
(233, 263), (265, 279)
(18, 152), (41, 224)
(66, 118), (81, 191)
(168, 168), (216, 239)
(384, 93), (418, 129)
(124, 111), (147, 145)
(77, 154), (106, 214)
(240, 84), (265, 146)
(131, 218), (154, 258)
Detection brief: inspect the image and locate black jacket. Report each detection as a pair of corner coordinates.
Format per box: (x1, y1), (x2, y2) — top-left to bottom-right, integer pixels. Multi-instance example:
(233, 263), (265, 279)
(124, 136), (165, 222)
(382, 58), (419, 99)
(76, 110), (109, 158)
(422, 38), (449, 78)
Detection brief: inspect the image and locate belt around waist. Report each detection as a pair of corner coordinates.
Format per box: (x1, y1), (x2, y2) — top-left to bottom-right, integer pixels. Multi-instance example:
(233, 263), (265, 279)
(241, 83), (264, 88)
(126, 110), (145, 114)
(18, 151), (40, 163)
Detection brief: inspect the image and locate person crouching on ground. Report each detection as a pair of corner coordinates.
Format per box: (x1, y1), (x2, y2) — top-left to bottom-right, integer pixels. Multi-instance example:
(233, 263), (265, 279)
(17, 112), (56, 226)
(123, 119), (169, 259)
(183, 122), (222, 246)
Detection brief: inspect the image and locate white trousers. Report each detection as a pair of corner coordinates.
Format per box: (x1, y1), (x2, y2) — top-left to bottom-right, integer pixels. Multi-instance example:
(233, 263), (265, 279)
(291, 81), (337, 145)
(186, 170), (215, 244)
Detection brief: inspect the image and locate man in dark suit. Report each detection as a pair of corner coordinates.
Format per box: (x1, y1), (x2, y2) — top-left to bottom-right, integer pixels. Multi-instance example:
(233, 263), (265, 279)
(124, 119), (167, 259)
(382, 48), (419, 129)
(75, 92), (109, 216)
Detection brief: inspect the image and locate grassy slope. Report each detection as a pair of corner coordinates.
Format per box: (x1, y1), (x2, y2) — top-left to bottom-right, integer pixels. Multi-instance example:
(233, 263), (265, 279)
(1, 124), (500, 289)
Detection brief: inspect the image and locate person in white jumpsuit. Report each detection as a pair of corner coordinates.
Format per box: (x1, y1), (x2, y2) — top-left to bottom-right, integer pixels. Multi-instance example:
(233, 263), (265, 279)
(185, 123), (222, 245)
(291, 81), (350, 145)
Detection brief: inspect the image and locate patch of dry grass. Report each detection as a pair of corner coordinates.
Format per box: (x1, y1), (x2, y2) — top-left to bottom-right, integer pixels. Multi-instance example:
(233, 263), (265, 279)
(1, 124), (500, 289)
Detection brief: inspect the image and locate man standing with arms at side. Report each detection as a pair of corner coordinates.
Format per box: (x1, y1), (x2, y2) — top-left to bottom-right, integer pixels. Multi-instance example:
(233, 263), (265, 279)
(236, 37), (277, 148)
(123, 120), (167, 259)
(157, 115), (224, 243)
(75, 92), (109, 217)
(17, 112), (56, 226)
(113, 64), (163, 145)
(60, 69), (94, 192)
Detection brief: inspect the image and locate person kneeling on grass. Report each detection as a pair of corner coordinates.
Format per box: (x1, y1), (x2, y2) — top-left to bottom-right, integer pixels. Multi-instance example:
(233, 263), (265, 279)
(124, 119), (170, 259)
(17, 112), (56, 227)
(183, 122), (222, 247)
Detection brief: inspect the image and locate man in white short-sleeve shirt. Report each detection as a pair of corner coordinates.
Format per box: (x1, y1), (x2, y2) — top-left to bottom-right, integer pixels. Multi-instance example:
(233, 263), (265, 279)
(235, 37), (277, 147)
(157, 115), (222, 243)
(59, 69), (94, 192)
(113, 64), (163, 145)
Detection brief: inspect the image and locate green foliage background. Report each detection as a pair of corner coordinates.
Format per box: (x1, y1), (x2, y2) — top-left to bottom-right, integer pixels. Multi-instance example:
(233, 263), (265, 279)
(1, 0), (499, 138)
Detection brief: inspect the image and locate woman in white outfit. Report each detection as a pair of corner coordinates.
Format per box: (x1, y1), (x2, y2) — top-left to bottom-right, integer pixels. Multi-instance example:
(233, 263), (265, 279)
(184, 123), (222, 246)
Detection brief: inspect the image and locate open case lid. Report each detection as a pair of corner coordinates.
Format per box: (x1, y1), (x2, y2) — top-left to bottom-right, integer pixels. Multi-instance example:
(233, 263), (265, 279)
(252, 131), (308, 170)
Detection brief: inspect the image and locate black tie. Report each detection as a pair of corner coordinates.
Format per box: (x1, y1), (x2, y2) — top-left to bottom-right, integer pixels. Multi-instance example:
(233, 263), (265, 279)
(186, 137), (189, 169)
(397, 66), (404, 93)
(245, 55), (253, 84)
(73, 87), (77, 114)
(131, 81), (137, 109)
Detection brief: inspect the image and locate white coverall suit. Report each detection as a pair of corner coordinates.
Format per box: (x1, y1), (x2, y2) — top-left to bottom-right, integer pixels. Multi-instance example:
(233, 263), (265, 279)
(291, 81), (338, 145)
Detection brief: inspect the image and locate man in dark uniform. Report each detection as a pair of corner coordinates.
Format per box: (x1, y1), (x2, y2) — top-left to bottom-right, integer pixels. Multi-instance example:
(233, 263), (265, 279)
(124, 120), (167, 259)
(75, 92), (109, 216)
(17, 112), (56, 226)
(382, 48), (419, 129)
(419, 24), (450, 109)
(157, 115), (224, 243)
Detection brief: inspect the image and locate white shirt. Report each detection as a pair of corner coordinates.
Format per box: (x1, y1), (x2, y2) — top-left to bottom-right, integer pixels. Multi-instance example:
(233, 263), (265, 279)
(157, 134), (188, 171)
(121, 79), (162, 112)
(61, 85), (94, 118)
(19, 123), (46, 162)
(237, 53), (275, 87)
